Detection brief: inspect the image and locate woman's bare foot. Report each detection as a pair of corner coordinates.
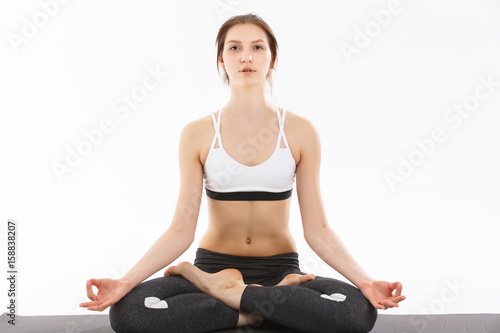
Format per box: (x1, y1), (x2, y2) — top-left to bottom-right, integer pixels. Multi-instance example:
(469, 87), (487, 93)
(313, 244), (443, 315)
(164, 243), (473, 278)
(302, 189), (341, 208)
(164, 264), (315, 326)
(164, 262), (247, 310)
(276, 273), (316, 286)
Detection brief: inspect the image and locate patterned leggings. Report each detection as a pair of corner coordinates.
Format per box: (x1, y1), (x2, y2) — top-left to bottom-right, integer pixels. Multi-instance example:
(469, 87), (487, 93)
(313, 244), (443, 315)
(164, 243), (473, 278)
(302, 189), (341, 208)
(109, 248), (377, 333)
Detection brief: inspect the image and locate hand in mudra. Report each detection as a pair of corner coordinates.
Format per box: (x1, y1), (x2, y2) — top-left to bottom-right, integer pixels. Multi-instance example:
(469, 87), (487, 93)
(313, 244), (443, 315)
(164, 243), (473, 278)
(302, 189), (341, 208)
(79, 278), (132, 311)
(360, 280), (406, 310)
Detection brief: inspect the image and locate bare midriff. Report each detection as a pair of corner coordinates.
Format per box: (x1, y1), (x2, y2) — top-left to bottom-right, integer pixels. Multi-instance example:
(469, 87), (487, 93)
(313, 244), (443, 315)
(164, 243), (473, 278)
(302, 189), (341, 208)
(198, 197), (297, 257)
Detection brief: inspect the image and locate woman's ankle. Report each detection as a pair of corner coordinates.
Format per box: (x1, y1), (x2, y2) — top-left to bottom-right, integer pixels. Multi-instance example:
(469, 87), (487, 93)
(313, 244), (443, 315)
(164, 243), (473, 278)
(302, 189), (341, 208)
(237, 311), (264, 326)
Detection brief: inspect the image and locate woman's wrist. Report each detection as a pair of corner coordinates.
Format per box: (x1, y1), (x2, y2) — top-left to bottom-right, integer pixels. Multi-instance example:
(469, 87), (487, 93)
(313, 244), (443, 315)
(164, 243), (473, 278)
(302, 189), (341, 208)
(357, 277), (376, 290)
(352, 274), (376, 290)
(118, 276), (138, 292)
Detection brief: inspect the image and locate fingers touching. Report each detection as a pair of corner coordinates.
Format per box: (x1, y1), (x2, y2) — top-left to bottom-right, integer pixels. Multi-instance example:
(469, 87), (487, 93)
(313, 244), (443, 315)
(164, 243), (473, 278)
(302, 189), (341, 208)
(81, 279), (105, 311)
(85, 280), (97, 301)
(391, 282), (403, 296)
(376, 281), (406, 310)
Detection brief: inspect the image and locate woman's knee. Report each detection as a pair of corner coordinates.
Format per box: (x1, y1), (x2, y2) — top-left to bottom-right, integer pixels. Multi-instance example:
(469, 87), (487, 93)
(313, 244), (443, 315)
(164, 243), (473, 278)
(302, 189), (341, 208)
(109, 295), (142, 333)
(357, 303), (378, 332)
(311, 278), (377, 332)
(314, 305), (377, 333)
(342, 297), (378, 332)
(108, 303), (121, 332)
(108, 287), (152, 333)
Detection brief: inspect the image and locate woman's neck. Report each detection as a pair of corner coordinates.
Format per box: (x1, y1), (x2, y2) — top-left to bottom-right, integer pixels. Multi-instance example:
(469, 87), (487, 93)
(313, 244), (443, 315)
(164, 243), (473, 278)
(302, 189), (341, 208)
(226, 84), (274, 122)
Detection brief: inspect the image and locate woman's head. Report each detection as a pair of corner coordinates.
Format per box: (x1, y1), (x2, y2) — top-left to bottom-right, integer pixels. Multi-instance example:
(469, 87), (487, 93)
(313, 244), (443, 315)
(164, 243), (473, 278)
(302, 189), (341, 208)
(215, 13), (278, 93)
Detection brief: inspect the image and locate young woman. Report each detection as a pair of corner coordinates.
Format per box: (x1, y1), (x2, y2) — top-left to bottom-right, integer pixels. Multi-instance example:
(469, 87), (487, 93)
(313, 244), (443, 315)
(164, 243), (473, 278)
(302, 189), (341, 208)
(80, 13), (405, 333)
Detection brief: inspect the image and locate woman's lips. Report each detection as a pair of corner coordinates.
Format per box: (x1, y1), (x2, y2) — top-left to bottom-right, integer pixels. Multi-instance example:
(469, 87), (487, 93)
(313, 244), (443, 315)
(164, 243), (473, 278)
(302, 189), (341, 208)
(241, 70), (255, 75)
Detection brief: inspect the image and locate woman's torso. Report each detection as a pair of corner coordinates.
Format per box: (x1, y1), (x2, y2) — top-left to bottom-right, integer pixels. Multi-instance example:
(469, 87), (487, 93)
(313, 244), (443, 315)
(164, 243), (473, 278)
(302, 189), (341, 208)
(198, 106), (301, 257)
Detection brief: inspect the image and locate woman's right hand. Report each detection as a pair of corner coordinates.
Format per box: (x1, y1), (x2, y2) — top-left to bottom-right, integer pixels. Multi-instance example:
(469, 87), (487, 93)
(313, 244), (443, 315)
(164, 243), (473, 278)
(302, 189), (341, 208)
(79, 278), (133, 312)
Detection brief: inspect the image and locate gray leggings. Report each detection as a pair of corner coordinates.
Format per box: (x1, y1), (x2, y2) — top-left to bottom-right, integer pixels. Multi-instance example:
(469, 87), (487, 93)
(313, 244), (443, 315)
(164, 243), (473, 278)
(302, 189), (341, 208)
(109, 248), (377, 333)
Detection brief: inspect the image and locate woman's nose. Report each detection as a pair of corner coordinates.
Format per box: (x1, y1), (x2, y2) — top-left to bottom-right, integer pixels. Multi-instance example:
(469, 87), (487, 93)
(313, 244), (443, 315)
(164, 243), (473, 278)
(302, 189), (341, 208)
(241, 53), (253, 62)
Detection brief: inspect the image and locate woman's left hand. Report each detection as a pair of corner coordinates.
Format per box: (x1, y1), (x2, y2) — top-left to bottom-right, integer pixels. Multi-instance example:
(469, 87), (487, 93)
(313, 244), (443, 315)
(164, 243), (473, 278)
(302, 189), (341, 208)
(359, 280), (406, 310)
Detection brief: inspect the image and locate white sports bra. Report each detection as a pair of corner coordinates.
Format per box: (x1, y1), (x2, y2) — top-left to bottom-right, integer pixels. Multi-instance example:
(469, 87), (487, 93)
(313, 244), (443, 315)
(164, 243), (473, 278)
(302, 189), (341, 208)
(203, 106), (296, 201)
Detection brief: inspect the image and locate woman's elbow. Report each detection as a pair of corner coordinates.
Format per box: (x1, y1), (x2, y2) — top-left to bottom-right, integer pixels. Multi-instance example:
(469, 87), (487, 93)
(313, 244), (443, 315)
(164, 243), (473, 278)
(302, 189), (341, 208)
(168, 220), (196, 243)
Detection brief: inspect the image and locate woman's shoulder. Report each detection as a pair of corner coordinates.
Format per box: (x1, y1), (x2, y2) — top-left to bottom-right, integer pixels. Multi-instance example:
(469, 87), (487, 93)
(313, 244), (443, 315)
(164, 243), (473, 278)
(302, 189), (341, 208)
(283, 108), (321, 163)
(283, 108), (318, 137)
(178, 110), (220, 156)
(181, 109), (219, 134)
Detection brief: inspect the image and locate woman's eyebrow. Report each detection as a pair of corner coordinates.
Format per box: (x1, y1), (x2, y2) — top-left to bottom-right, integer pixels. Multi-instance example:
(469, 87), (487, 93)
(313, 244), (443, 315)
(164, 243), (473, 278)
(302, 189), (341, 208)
(225, 39), (265, 45)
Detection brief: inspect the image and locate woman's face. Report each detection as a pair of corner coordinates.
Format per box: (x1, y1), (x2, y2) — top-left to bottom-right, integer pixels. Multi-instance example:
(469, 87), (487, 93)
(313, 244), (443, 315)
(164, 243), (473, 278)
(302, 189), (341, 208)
(220, 23), (273, 86)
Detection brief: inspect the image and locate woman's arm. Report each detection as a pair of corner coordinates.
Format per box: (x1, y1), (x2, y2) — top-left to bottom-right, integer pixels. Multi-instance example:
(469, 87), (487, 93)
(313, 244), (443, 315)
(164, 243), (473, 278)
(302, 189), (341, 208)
(119, 120), (204, 288)
(118, 226), (195, 289)
(294, 115), (372, 287)
(303, 224), (373, 287)
(81, 120), (205, 311)
(294, 114), (405, 309)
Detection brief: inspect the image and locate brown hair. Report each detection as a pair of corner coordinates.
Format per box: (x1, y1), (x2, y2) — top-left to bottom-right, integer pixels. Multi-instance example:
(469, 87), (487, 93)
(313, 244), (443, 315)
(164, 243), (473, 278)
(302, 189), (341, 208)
(215, 13), (278, 94)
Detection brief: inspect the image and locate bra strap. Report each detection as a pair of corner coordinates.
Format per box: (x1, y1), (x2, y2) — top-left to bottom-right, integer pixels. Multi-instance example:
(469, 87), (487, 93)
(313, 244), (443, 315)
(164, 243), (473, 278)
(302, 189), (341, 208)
(209, 108), (223, 149)
(216, 107), (222, 132)
(276, 106), (290, 149)
(210, 112), (217, 129)
(215, 107), (223, 149)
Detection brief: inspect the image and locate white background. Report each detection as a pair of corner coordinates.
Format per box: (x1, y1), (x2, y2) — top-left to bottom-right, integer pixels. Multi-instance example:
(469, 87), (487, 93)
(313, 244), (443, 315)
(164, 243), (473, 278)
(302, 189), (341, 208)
(1, 0), (499, 318)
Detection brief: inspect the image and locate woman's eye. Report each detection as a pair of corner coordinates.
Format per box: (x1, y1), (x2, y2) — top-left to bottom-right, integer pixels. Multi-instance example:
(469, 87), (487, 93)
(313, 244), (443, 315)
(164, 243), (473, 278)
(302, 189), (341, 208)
(229, 45), (264, 50)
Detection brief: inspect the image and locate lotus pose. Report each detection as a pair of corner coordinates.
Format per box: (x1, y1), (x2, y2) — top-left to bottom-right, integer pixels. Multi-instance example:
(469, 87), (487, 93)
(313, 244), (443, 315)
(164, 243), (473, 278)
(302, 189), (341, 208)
(80, 13), (405, 333)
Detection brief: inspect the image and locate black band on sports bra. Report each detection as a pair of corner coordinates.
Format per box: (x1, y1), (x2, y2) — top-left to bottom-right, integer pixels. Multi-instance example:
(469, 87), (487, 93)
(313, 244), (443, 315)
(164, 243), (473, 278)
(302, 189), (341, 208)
(205, 187), (292, 201)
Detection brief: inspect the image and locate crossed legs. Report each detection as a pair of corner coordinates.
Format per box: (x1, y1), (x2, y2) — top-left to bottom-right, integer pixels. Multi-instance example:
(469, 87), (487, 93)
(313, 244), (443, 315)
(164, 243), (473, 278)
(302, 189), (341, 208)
(109, 264), (316, 333)
(165, 262), (377, 332)
(164, 261), (316, 327)
(109, 262), (376, 332)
